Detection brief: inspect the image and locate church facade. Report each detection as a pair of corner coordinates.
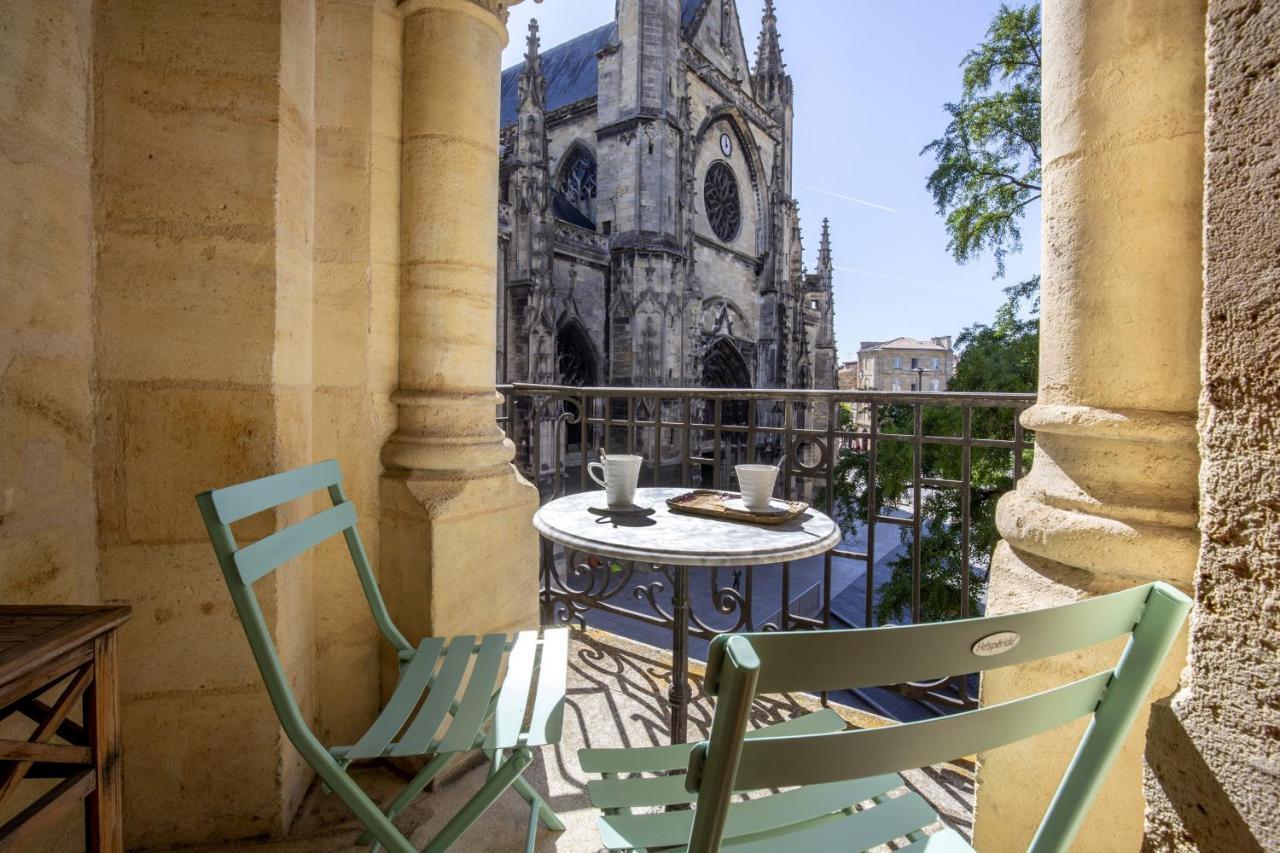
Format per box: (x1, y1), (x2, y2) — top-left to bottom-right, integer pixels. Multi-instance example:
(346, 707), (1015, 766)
(496, 0), (837, 395)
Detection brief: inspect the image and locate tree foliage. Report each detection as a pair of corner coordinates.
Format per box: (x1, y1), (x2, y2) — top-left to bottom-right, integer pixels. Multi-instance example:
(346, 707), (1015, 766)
(922, 4), (1041, 275)
(824, 6), (1044, 626)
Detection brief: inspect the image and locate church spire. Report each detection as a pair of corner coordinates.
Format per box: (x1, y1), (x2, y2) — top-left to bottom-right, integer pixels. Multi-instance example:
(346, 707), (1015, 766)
(518, 18), (545, 112)
(817, 217), (833, 287)
(752, 0), (791, 109)
(524, 17), (541, 67)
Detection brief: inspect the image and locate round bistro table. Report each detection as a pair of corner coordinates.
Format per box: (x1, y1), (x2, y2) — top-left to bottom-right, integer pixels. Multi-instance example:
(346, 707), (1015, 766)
(533, 486), (841, 743)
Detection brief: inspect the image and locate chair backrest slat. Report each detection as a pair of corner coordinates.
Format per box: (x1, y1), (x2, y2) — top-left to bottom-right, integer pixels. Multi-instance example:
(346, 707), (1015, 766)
(210, 459), (341, 524)
(686, 582), (1191, 853)
(733, 670), (1112, 791)
(710, 584), (1151, 695)
(232, 502), (356, 585)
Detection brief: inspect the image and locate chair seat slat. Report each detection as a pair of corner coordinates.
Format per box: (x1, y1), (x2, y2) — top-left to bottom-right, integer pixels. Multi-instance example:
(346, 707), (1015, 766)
(208, 460), (341, 523)
(734, 670), (1113, 791)
(487, 631), (538, 750)
(344, 637), (445, 760)
(392, 636), (476, 757)
(524, 628), (569, 746)
(436, 634), (508, 753)
(596, 775), (910, 849)
(714, 791), (941, 853)
(579, 708), (847, 774)
(232, 503), (356, 585)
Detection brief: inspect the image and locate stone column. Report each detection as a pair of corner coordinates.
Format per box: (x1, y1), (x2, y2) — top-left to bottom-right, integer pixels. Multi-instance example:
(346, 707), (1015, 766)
(381, 0), (539, 652)
(975, 1), (1206, 850)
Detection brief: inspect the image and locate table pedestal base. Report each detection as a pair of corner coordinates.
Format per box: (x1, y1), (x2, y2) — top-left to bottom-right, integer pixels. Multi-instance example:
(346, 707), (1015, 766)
(668, 565), (690, 745)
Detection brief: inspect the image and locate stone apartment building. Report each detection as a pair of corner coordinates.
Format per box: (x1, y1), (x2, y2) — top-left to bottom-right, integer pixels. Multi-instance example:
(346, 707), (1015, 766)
(494, 0), (837, 394)
(854, 336), (955, 392)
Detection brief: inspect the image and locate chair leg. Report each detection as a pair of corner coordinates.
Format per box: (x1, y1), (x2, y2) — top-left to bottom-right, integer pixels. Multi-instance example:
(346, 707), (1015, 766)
(510, 774), (565, 831)
(356, 751), (454, 846)
(524, 796), (541, 853)
(421, 748), (533, 853)
(316, 765), (416, 853)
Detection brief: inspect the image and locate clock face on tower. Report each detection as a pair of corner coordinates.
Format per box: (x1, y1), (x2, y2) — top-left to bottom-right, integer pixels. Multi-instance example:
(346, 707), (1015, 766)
(719, 132), (732, 158)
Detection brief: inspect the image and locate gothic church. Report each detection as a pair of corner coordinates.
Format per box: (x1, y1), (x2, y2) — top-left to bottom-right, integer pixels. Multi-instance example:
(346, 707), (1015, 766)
(497, 0), (836, 393)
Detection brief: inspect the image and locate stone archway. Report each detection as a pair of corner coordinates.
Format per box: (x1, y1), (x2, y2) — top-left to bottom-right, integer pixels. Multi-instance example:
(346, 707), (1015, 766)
(701, 336), (751, 390)
(556, 321), (598, 448)
(699, 337), (752, 485)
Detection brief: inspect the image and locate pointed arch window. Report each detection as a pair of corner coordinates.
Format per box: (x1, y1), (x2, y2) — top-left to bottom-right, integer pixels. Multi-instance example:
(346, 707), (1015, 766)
(556, 322), (597, 448)
(557, 146), (597, 225)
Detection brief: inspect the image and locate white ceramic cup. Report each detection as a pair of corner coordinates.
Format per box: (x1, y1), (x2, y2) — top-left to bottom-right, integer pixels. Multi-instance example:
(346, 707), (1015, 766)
(735, 464), (779, 511)
(587, 453), (642, 507)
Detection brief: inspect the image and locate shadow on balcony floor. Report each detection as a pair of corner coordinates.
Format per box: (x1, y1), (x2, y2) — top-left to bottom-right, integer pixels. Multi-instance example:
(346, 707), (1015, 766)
(189, 630), (974, 851)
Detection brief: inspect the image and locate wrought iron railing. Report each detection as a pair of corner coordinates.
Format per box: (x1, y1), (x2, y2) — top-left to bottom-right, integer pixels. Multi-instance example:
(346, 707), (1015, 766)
(498, 383), (1035, 719)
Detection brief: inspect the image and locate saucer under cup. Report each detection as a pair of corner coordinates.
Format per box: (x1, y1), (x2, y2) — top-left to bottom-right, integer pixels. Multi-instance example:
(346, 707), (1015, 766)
(724, 497), (788, 516)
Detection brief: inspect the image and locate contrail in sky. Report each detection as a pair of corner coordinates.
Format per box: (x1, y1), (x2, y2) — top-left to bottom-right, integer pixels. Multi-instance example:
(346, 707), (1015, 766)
(799, 185), (900, 214)
(834, 265), (969, 295)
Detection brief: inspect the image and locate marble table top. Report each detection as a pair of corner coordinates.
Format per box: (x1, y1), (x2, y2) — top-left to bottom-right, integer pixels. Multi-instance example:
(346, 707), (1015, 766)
(532, 487), (842, 567)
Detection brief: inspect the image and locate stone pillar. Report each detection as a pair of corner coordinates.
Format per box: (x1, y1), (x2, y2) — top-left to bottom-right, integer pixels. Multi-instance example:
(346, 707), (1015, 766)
(975, 1), (1206, 850)
(381, 0), (539, 651)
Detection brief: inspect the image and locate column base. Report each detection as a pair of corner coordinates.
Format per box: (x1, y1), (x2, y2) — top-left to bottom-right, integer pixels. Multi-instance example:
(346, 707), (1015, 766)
(973, 542), (1188, 852)
(377, 463), (541, 691)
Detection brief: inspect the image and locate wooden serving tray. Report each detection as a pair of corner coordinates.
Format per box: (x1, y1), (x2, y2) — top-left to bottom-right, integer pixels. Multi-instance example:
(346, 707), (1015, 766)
(666, 490), (809, 525)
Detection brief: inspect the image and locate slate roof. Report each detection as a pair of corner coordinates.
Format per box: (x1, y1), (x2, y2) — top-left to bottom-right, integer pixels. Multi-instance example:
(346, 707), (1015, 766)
(500, 22), (616, 128)
(681, 0), (704, 26)
(500, 1), (706, 129)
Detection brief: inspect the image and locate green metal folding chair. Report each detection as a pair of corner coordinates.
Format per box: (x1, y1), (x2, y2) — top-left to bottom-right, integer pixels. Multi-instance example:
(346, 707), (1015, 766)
(579, 581), (1190, 852)
(197, 460), (566, 853)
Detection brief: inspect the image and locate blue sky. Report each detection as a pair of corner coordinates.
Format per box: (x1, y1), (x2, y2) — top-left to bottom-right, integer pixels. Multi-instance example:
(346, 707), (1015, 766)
(501, 1), (1041, 362)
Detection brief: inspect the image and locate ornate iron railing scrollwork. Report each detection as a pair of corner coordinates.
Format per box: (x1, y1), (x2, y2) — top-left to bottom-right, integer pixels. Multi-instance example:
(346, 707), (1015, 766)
(502, 382), (1036, 720)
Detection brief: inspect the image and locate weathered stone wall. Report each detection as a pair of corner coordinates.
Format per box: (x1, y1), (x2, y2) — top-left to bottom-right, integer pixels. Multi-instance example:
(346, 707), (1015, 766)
(310, 0), (401, 747)
(551, 258), (608, 373)
(2, 0), (416, 846)
(1143, 1), (1280, 849)
(686, 0), (750, 81)
(93, 0), (321, 842)
(0, 0), (98, 845)
(0, 0), (98, 606)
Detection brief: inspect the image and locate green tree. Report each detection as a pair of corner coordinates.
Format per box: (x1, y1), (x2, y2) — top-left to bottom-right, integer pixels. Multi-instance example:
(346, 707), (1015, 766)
(923, 3), (1041, 276)
(826, 5), (1044, 626)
